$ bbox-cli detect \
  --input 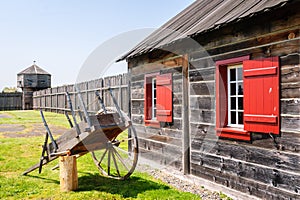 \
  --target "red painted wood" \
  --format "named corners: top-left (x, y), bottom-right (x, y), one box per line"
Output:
top-left (145, 120), bottom-right (160, 128)
top-left (244, 66), bottom-right (277, 77)
top-left (215, 64), bottom-right (228, 128)
top-left (156, 110), bottom-right (171, 116)
top-left (156, 73), bottom-right (173, 122)
top-left (144, 73), bottom-right (159, 124)
top-left (216, 128), bottom-right (251, 141)
top-left (216, 55), bottom-right (250, 140)
top-left (215, 55), bottom-right (250, 66)
top-left (244, 114), bottom-right (278, 123)
top-left (243, 57), bottom-right (280, 134)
